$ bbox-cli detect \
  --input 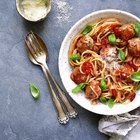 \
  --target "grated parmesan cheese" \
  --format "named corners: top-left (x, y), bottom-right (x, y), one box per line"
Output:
top-left (21, 0), bottom-right (47, 20)
top-left (102, 47), bottom-right (121, 72)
